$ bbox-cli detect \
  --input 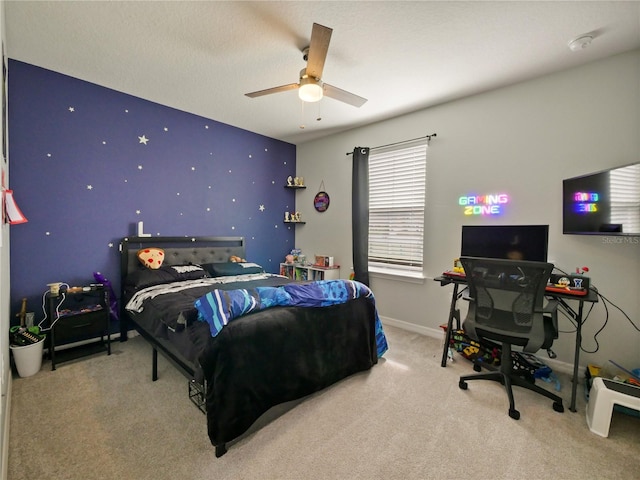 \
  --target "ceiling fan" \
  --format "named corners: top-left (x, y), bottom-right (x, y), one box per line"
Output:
top-left (245, 23), bottom-right (367, 108)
